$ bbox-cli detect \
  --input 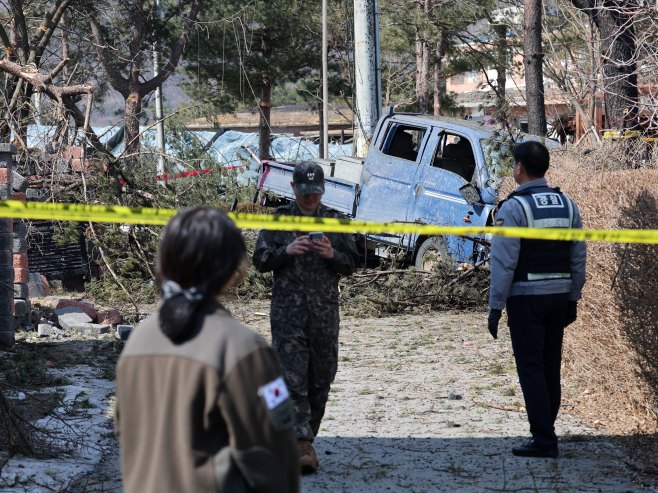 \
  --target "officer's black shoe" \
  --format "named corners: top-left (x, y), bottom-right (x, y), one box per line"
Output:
top-left (512, 440), bottom-right (559, 458)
